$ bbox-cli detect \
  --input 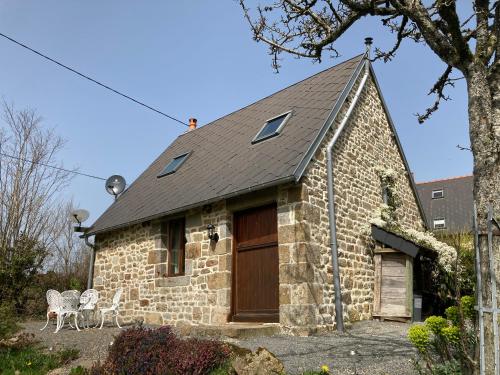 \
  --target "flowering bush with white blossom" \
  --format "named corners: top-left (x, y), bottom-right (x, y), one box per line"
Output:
top-left (371, 167), bottom-right (457, 272)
